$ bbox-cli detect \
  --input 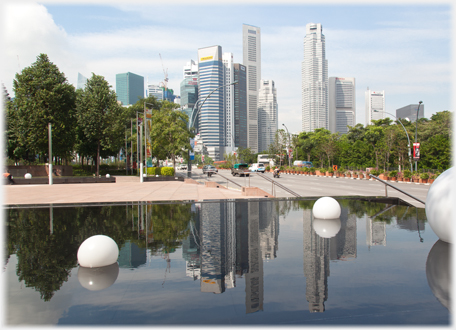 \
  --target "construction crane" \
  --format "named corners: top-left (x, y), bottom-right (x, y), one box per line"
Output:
top-left (159, 53), bottom-right (168, 92)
